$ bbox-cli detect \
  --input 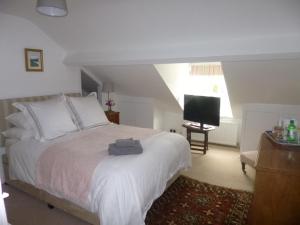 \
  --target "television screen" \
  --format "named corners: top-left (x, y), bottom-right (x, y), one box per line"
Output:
top-left (184, 95), bottom-right (220, 126)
